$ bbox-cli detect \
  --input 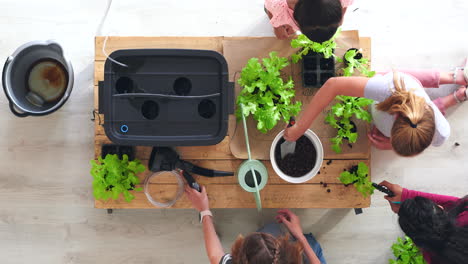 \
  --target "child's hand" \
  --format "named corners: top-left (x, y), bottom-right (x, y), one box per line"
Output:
top-left (379, 180), bottom-right (403, 214)
top-left (274, 25), bottom-right (294, 40)
top-left (367, 126), bottom-right (393, 150)
top-left (284, 124), bottom-right (302, 142)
